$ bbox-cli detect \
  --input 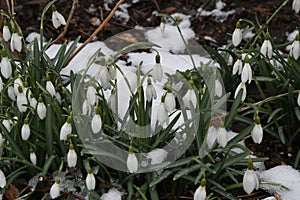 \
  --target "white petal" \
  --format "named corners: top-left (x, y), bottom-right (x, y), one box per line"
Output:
top-left (1, 57), bottom-right (12, 79)
top-left (297, 93), bottom-right (300, 107)
top-left (2, 119), bottom-right (11, 132)
top-left (67, 149), bottom-right (77, 167)
top-left (243, 169), bottom-right (259, 194)
top-left (293, 0), bottom-right (300, 13)
top-left (7, 86), bottom-right (16, 100)
top-left (46, 81), bottom-right (56, 97)
top-left (86, 173), bottom-right (96, 190)
top-left (50, 182), bottom-right (60, 199)
top-left (82, 99), bottom-right (91, 115)
top-left (0, 170), bottom-right (6, 188)
top-left (30, 152), bottom-right (37, 165)
top-left (183, 89), bottom-right (197, 109)
top-left (251, 124), bottom-right (263, 144)
top-left (215, 79), bottom-right (223, 97)
top-left (60, 122), bottom-right (72, 140)
top-left (0, 77), bottom-right (3, 93)
top-left (152, 63), bottom-right (163, 82)
top-left (14, 77), bottom-right (24, 95)
top-left (91, 114), bottom-right (102, 134)
top-left (17, 93), bottom-right (28, 113)
top-left (164, 93), bottom-right (176, 113)
top-left (21, 124), bottom-right (30, 140)
top-left (3, 26), bottom-right (11, 41)
top-left (234, 82), bottom-right (246, 101)
top-left (290, 40), bottom-right (300, 60)
top-left (10, 33), bottom-right (22, 52)
top-left (127, 153), bottom-right (138, 173)
top-left (241, 63), bottom-right (252, 84)
top-left (157, 103), bottom-right (169, 125)
top-left (232, 28), bottom-right (242, 47)
top-left (146, 84), bottom-right (157, 102)
top-left (86, 86), bottom-right (96, 106)
top-left (232, 59), bottom-right (242, 75)
top-left (52, 11), bottom-right (66, 29)
top-left (30, 97), bottom-right (38, 109)
top-left (37, 103), bottom-right (47, 120)
top-left (98, 66), bottom-right (111, 90)
top-left (194, 186), bottom-right (206, 200)
top-left (217, 127), bottom-right (228, 148)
